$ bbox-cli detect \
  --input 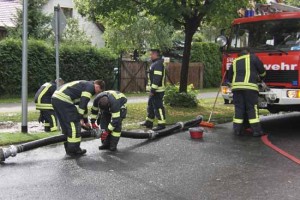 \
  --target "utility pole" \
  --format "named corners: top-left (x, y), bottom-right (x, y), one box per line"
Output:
top-left (21, 0), bottom-right (28, 133)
